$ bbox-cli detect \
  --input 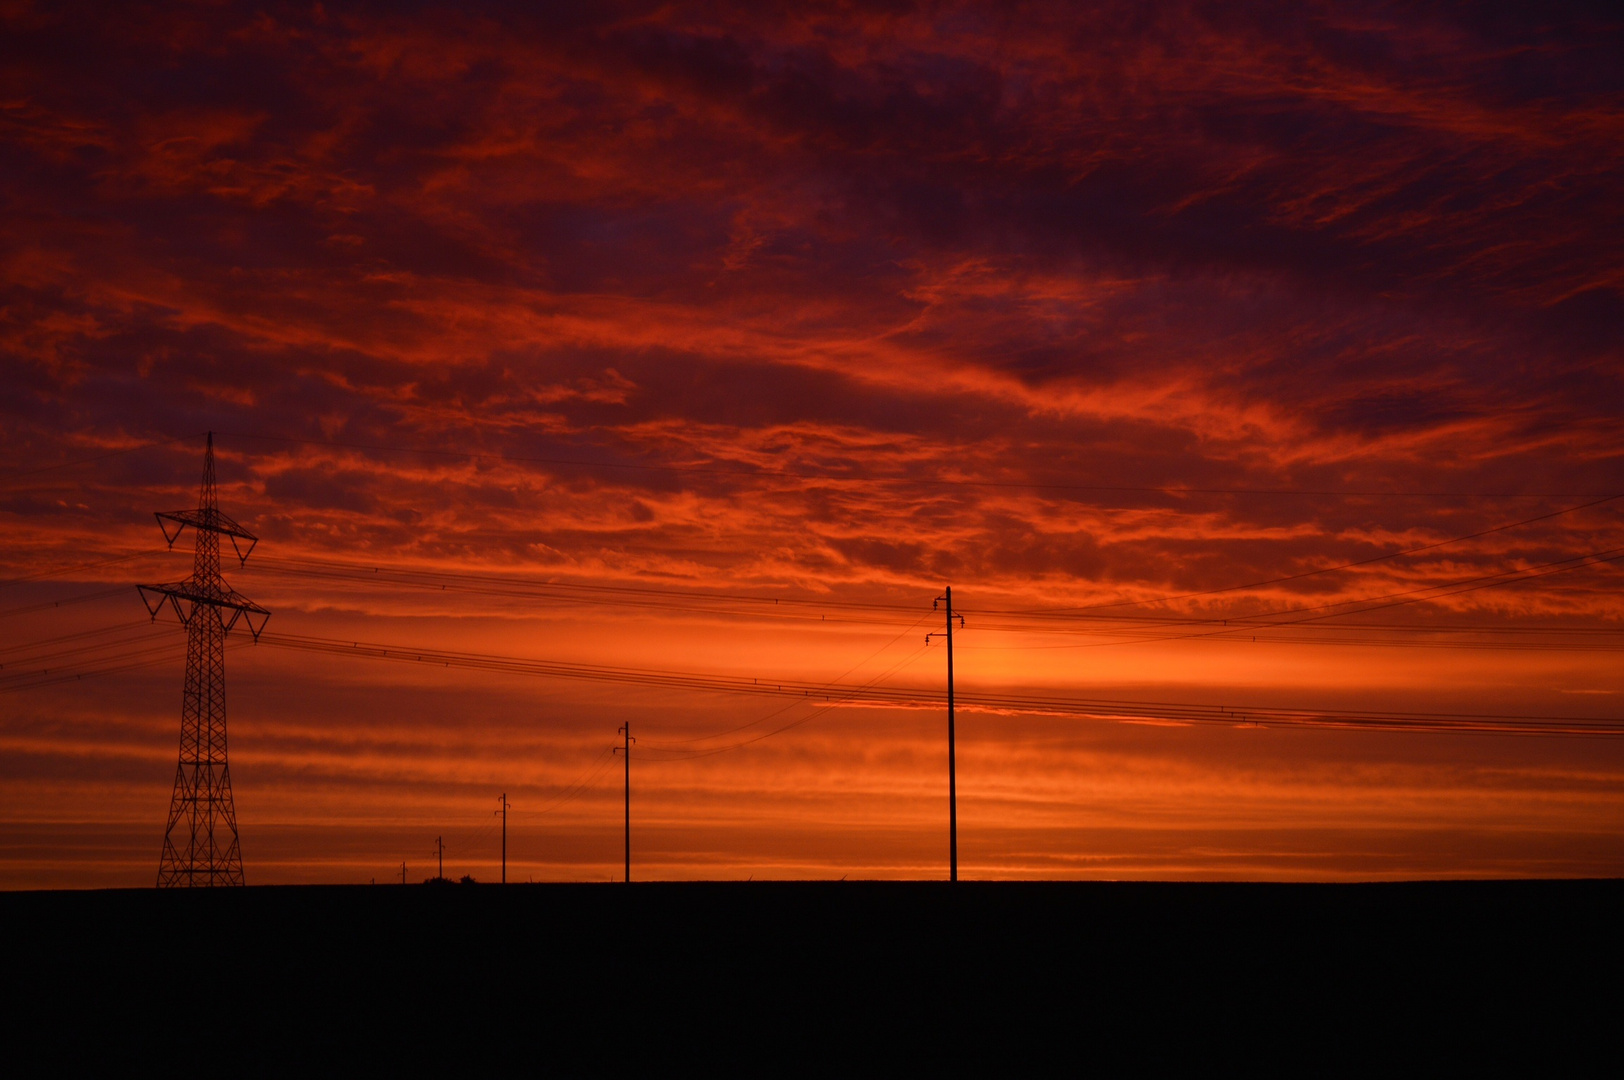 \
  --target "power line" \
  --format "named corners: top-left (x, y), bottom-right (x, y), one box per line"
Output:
top-left (0, 587), bottom-right (133, 620)
top-left (5, 565), bottom-right (1618, 698)
top-left (7, 547), bottom-right (1622, 697)
top-left (241, 630), bottom-right (1622, 738)
top-left (961, 631), bottom-right (1624, 652)
top-left (638, 642), bottom-right (935, 758)
top-left (0, 619), bottom-right (161, 661)
top-left (6, 620), bottom-right (1618, 737)
top-left (0, 552), bottom-right (156, 590)
top-left (653, 609), bottom-right (936, 745)
top-left (512, 745), bottom-right (622, 817)
top-left (0, 623), bottom-right (174, 668)
top-left (0, 639), bottom-right (189, 693)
